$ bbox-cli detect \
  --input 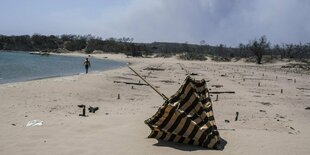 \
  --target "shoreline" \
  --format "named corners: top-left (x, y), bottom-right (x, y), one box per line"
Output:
top-left (0, 52), bottom-right (128, 85)
top-left (0, 63), bottom-right (127, 86)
